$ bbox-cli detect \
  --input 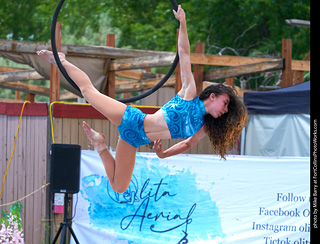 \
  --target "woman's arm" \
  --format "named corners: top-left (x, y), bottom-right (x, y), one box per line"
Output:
top-left (153, 127), bottom-right (207, 158)
top-left (173, 5), bottom-right (197, 100)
